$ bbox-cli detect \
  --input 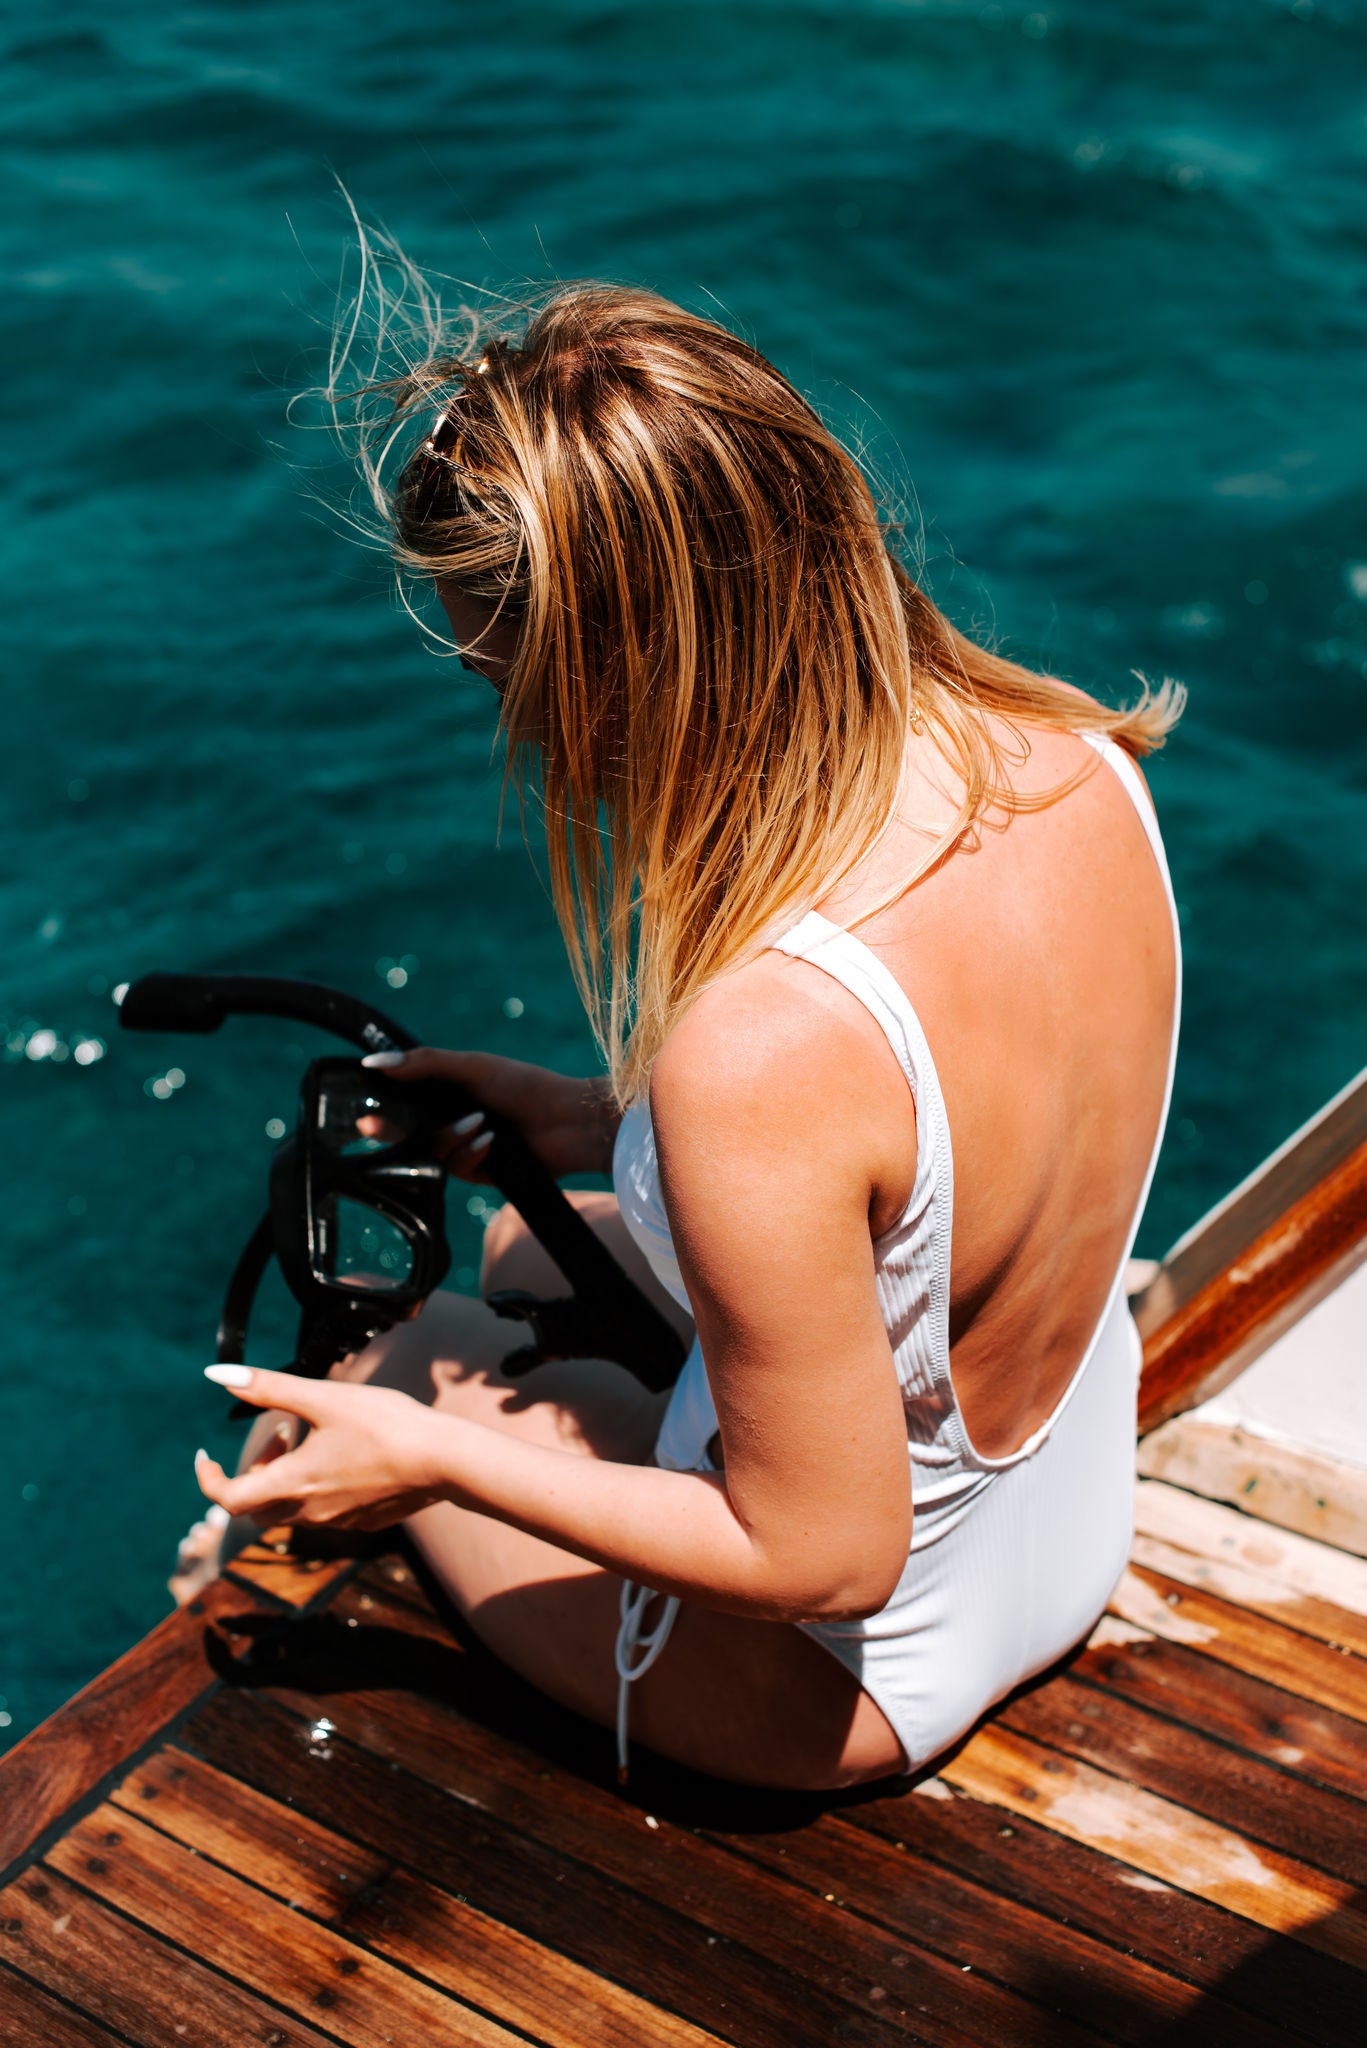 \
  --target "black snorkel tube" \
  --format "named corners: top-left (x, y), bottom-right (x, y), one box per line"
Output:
top-left (119, 972), bottom-right (688, 1394)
